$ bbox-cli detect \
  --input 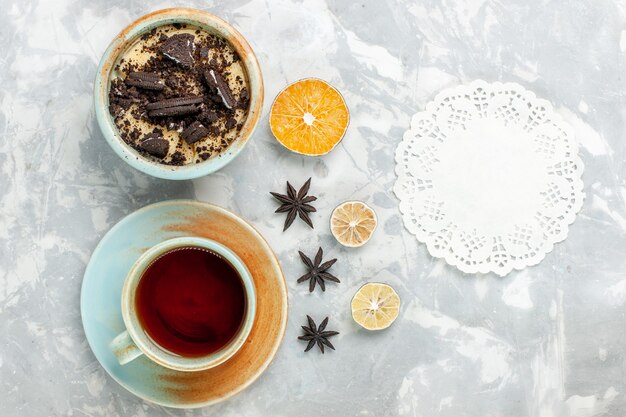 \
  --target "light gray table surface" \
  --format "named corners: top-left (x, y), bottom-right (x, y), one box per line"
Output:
top-left (1, 0), bottom-right (626, 416)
